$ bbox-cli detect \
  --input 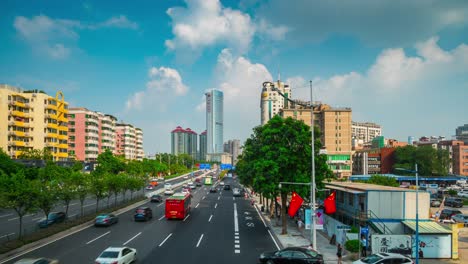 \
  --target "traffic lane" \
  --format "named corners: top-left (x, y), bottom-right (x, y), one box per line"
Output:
top-left (1, 184), bottom-right (203, 263)
top-left (141, 183), bottom-right (221, 264)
